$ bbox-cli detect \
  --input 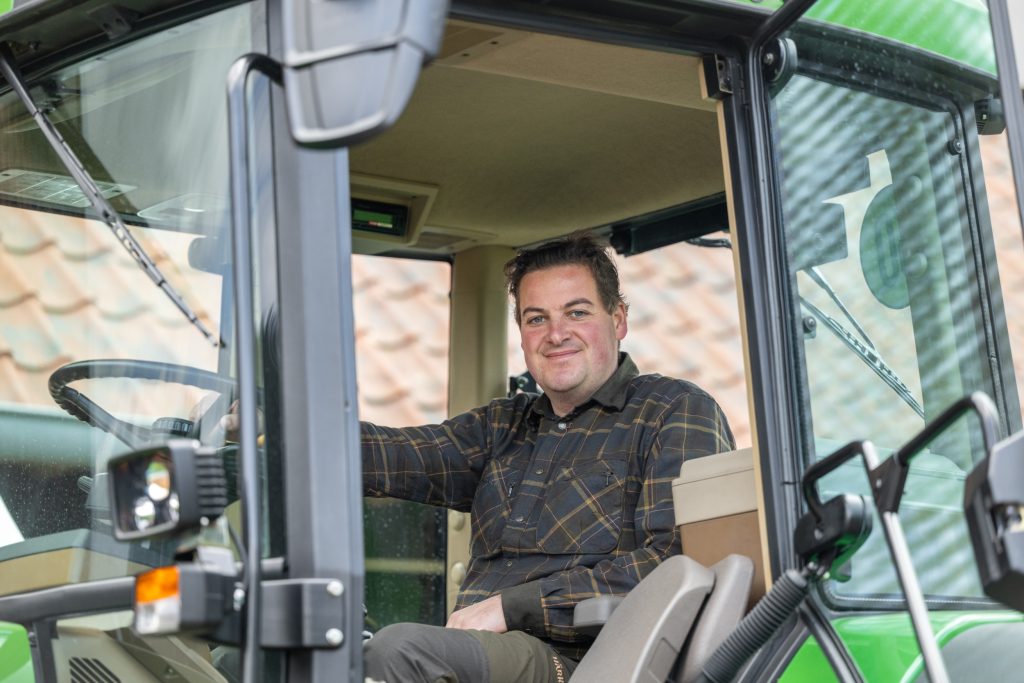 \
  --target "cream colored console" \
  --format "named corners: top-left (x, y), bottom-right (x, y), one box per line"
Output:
top-left (673, 448), bottom-right (764, 609)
